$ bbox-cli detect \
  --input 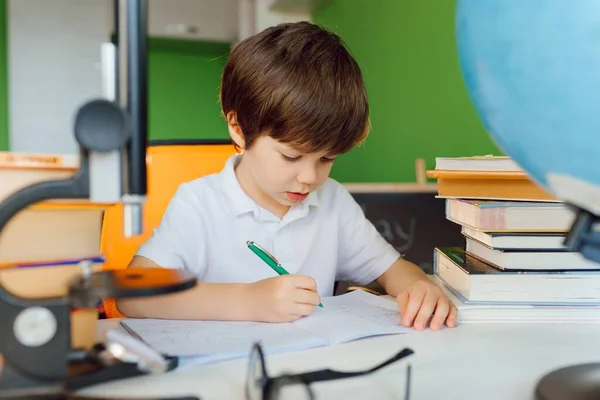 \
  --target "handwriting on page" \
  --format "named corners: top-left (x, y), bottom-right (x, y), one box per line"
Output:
top-left (122, 319), bottom-right (326, 357)
top-left (294, 291), bottom-right (412, 344)
top-left (333, 303), bottom-right (401, 328)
